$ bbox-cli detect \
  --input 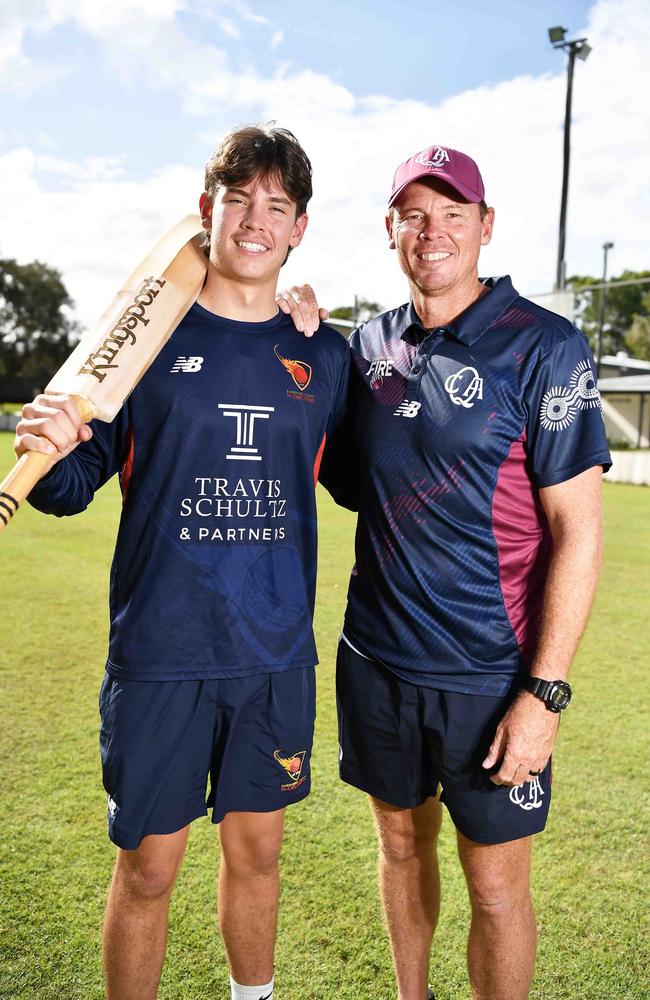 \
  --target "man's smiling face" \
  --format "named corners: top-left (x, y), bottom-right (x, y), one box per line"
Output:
top-left (200, 172), bottom-right (308, 288)
top-left (387, 179), bottom-right (494, 300)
